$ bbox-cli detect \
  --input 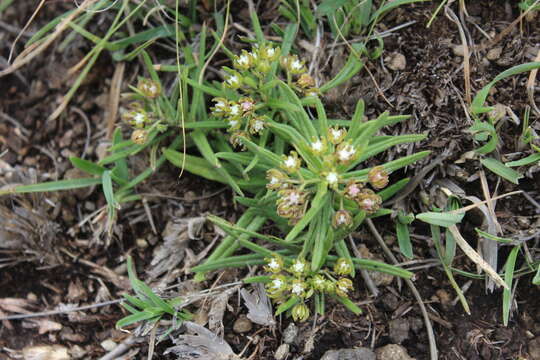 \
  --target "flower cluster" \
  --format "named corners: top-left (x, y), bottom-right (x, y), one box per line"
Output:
top-left (265, 128), bottom-right (389, 225)
top-left (121, 78), bottom-right (162, 145)
top-left (264, 255), bottom-right (355, 322)
top-left (210, 44), bottom-right (320, 149)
